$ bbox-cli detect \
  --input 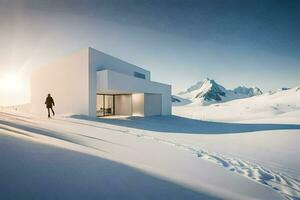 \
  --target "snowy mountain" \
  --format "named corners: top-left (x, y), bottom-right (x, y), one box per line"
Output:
top-left (233, 86), bottom-right (263, 96)
top-left (178, 78), bottom-right (226, 101)
top-left (174, 85), bottom-right (300, 123)
top-left (177, 78), bottom-right (261, 104)
top-left (171, 95), bottom-right (192, 106)
top-left (171, 95), bottom-right (181, 103)
top-left (268, 87), bottom-right (291, 95)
